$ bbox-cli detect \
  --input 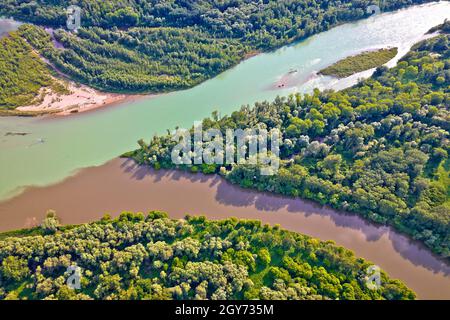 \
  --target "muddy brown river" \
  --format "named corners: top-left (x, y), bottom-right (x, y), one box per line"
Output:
top-left (0, 158), bottom-right (449, 299)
